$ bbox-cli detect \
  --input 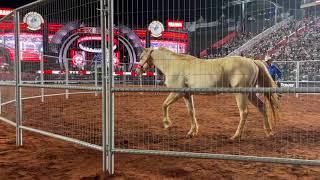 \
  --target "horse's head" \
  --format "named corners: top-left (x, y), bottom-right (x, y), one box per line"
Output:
top-left (136, 48), bottom-right (154, 75)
